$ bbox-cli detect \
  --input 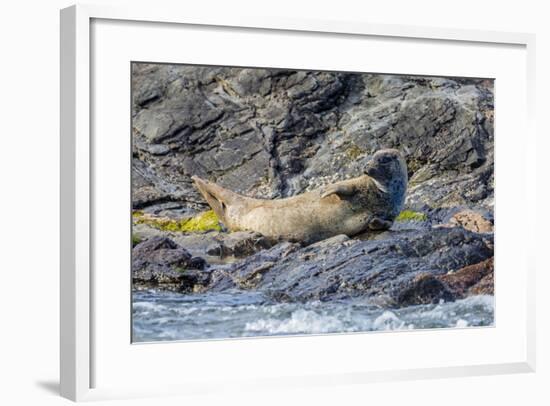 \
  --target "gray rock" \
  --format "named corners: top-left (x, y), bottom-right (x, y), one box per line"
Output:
top-left (132, 236), bottom-right (209, 292)
top-left (132, 224), bottom-right (275, 263)
top-left (131, 64), bottom-right (494, 214)
top-left (204, 226), bottom-right (493, 305)
top-left (206, 231), bottom-right (275, 258)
